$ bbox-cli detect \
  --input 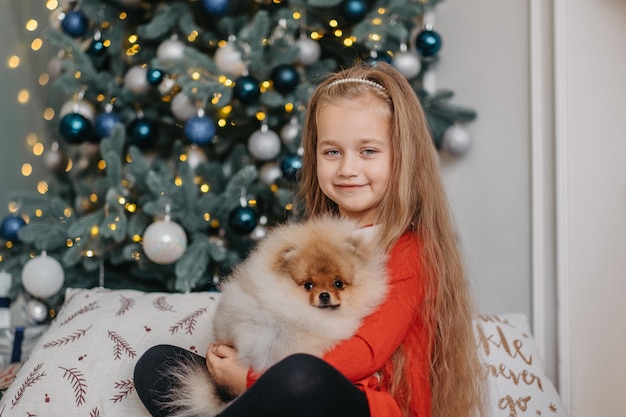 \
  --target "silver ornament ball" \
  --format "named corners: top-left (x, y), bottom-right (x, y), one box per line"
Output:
top-left (21, 253), bottom-right (65, 299)
top-left (185, 145), bottom-right (208, 169)
top-left (280, 120), bottom-right (301, 147)
top-left (214, 43), bottom-right (246, 77)
top-left (259, 162), bottom-right (283, 185)
top-left (297, 38), bottom-right (321, 66)
top-left (392, 51), bottom-right (422, 80)
top-left (23, 299), bottom-right (49, 325)
top-left (443, 124), bottom-right (472, 156)
top-left (156, 38), bottom-right (186, 61)
top-left (143, 219), bottom-right (188, 264)
top-left (59, 98), bottom-right (96, 122)
top-left (171, 93), bottom-right (198, 121)
top-left (248, 128), bottom-right (281, 161)
top-left (124, 65), bottom-right (151, 94)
